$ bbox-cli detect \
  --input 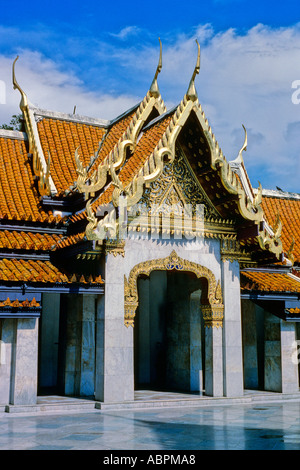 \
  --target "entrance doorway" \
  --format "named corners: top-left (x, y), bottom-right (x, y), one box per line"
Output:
top-left (38, 293), bottom-right (63, 395)
top-left (134, 270), bottom-right (205, 394)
